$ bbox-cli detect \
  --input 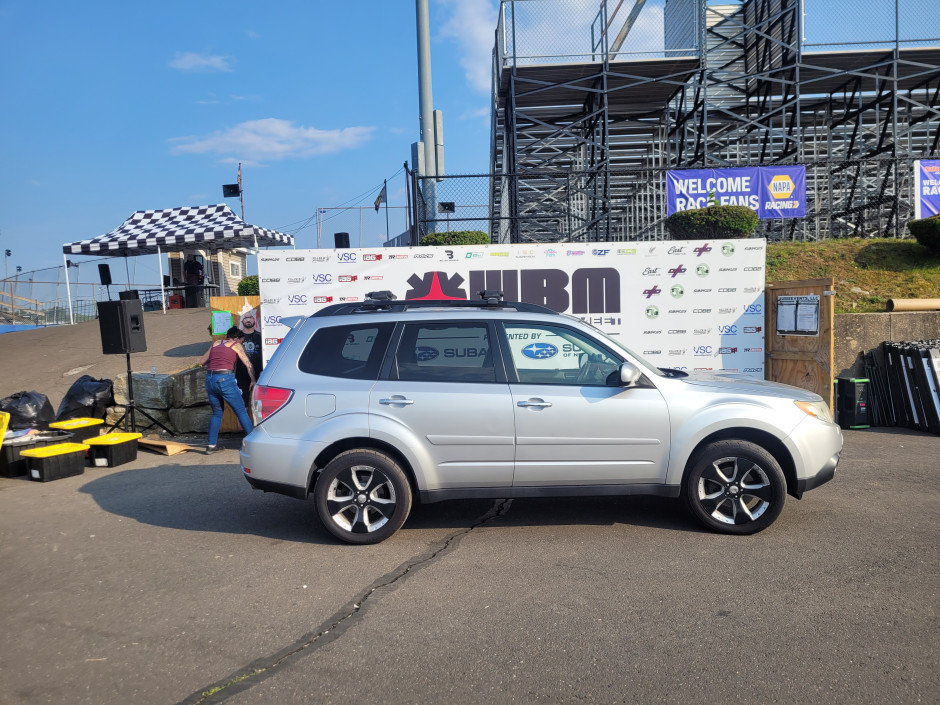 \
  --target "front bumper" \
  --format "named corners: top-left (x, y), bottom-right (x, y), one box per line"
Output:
top-left (794, 450), bottom-right (839, 498)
